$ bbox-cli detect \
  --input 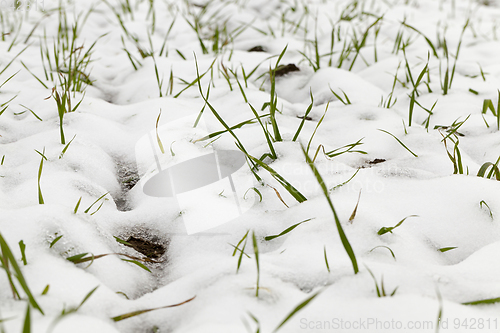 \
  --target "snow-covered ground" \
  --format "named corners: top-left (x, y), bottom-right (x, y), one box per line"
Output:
top-left (1, 0), bottom-right (500, 332)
